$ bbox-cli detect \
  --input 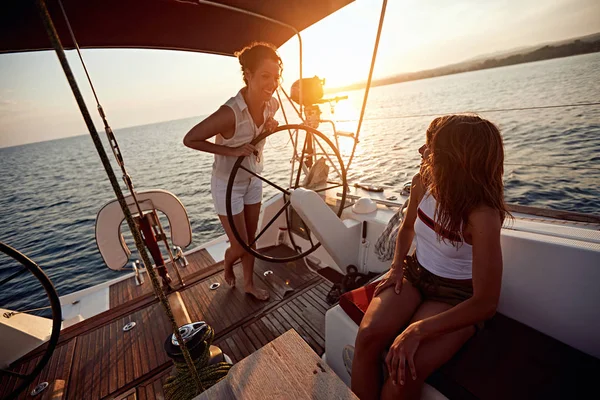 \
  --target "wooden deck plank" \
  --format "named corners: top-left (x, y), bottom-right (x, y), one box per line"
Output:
top-left (147, 304), bottom-right (164, 373)
top-left (264, 312), bottom-right (287, 336)
top-left (100, 324), bottom-right (110, 398)
top-left (197, 275), bottom-right (235, 329)
top-left (228, 330), bottom-right (252, 362)
top-left (187, 277), bottom-right (220, 327)
top-left (212, 265), bottom-right (250, 324)
top-left (304, 288), bottom-right (330, 314)
top-left (181, 269), bottom-right (276, 335)
top-left (313, 281), bottom-right (332, 299)
top-left (152, 375), bottom-right (166, 400)
top-left (4, 339), bottom-right (77, 400)
top-left (117, 316), bottom-right (126, 389)
top-left (248, 322), bottom-right (271, 348)
top-left (143, 304), bottom-right (159, 373)
top-left (254, 318), bottom-right (278, 343)
top-left (224, 337), bottom-right (244, 363)
top-left (108, 315), bottom-right (118, 394)
top-left (109, 249), bottom-right (217, 308)
top-left (134, 367), bottom-right (170, 400)
top-left (19, 357), bottom-right (37, 400)
top-left (125, 315), bottom-right (136, 389)
top-left (136, 309), bottom-right (150, 377)
top-left (285, 300), bottom-right (326, 344)
top-left (278, 304), bottom-right (324, 354)
top-left (252, 247), bottom-right (317, 298)
top-left (288, 296), bottom-right (326, 335)
top-left (7, 358), bottom-right (29, 399)
top-left (243, 323), bottom-right (263, 350)
top-left (91, 326), bottom-right (103, 400)
top-left (68, 303), bottom-right (172, 399)
top-left (73, 322), bottom-right (90, 398)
